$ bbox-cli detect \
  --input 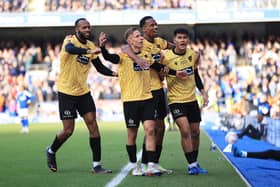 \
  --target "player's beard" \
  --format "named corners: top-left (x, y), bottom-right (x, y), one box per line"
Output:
top-left (77, 31), bottom-right (89, 43)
